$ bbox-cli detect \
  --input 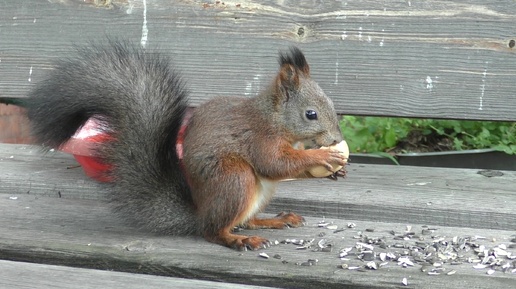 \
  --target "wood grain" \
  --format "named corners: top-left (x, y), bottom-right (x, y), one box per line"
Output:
top-left (1, 143), bottom-right (515, 288)
top-left (0, 0), bottom-right (515, 120)
top-left (2, 144), bottom-right (514, 230)
top-left (1, 0), bottom-right (516, 286)
top-left (0, 260), bottom-right (273, 289)
top-left (1, 196), bottom-right (514, 289)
